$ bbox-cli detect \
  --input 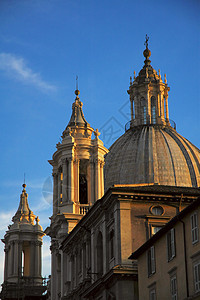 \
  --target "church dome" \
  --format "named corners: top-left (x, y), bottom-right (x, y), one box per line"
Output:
top-left (104, 125), bottom-right (200, 189)
top-left (104, 37), bottom-right (200, 190)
